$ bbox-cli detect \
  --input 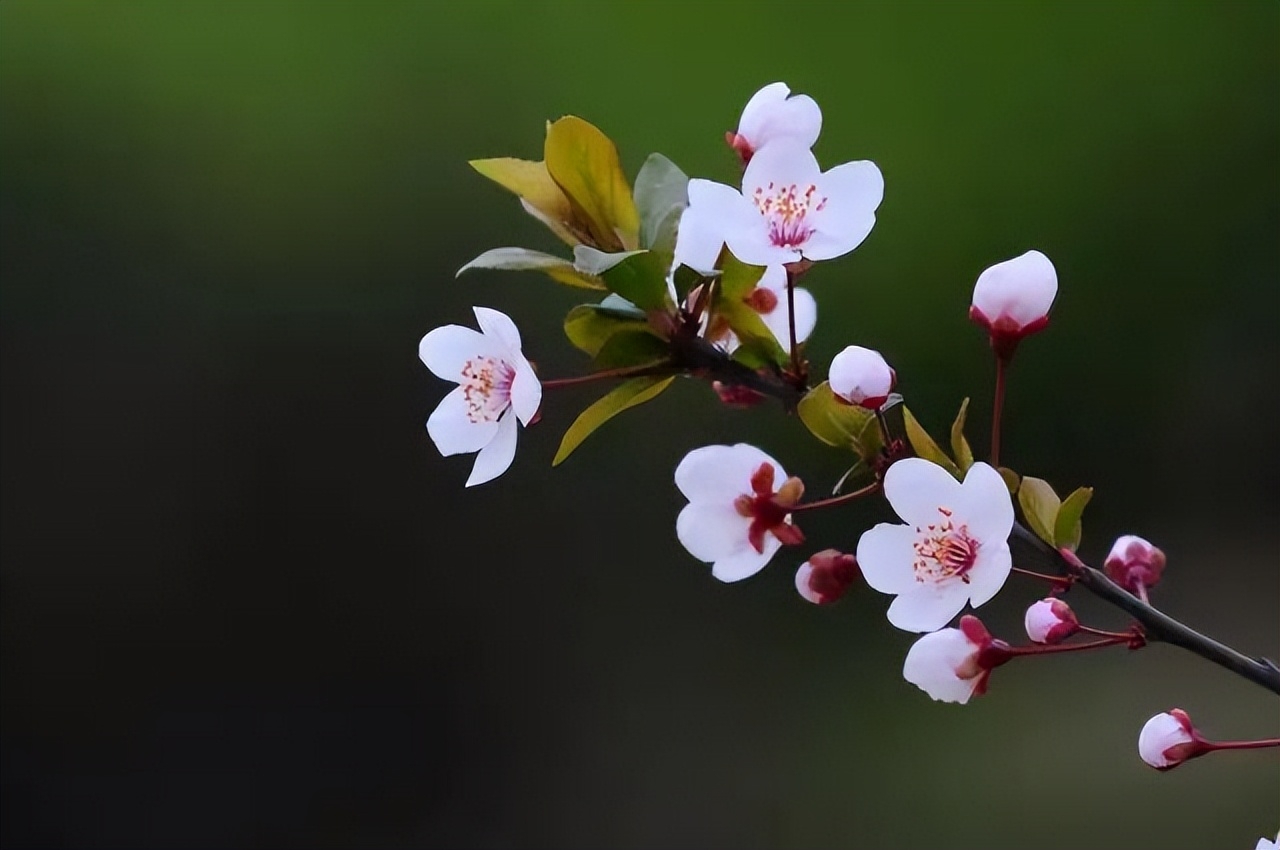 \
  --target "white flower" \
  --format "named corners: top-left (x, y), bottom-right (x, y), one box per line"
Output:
top-left (418, 307), bottom-right (541, 487)
top-left (1104, 534), bottom-right (1166, 594)
top-left (857, 459), bottom-right (1014, 632)
top-left (902, 615), bottom-right (1000, 704)
top-left (795, 549), bottom-right (860, 605)
top-left (1138, 710), bottom-right (1199, 770)
top-left (714, 265), bottom-right (817, 354)
top-left (726, 82), bottom-right (822, 164)
top-left (675, 443), bottom-right (805, 582)
top-left (683, 142), bottom-right (883, 269)
top-left (969, 250), bottom-right (1058, 346)
top-left (1254, 831), bottom-right (1279, 850)
top-left (1024, 598), bottom-right (1079, 644)
top-left (828, 345), bottom-right (895, 409)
